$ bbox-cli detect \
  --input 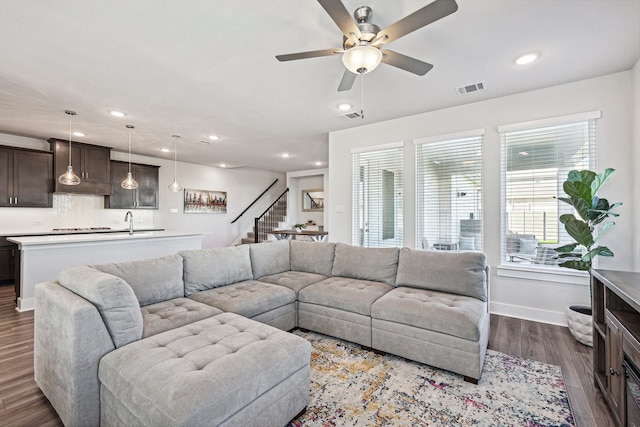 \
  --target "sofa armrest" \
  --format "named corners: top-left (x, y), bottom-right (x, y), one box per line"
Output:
top-left (35, 281), bottom-right (115, 427)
